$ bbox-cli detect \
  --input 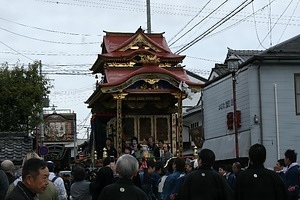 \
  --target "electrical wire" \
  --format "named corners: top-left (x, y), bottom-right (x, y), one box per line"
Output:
top-left (169, 0), bottom-right (228, 47)
top-left (0, 41), bottom-right (35, 62)
top-left (186, 55), bottom-right (221, 63)
top-left (0, 17), bottom-right (102, 37)
top-left (175, 0), bottom-right (254, 54)
top-left (0, 50), bottom-right (98, 57)
top-left (0, 27), bottom-right (100, 45)
top-left (257, 0), bottom-right (294, 49)
top-left (204, 0), bottom-right (276, 45)
top-left (168, 0), bottom-right (212, 44)
top-left (252, 1), bottom-right (268, 49)
top-left (277, 0), bottom-right (300, 43)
